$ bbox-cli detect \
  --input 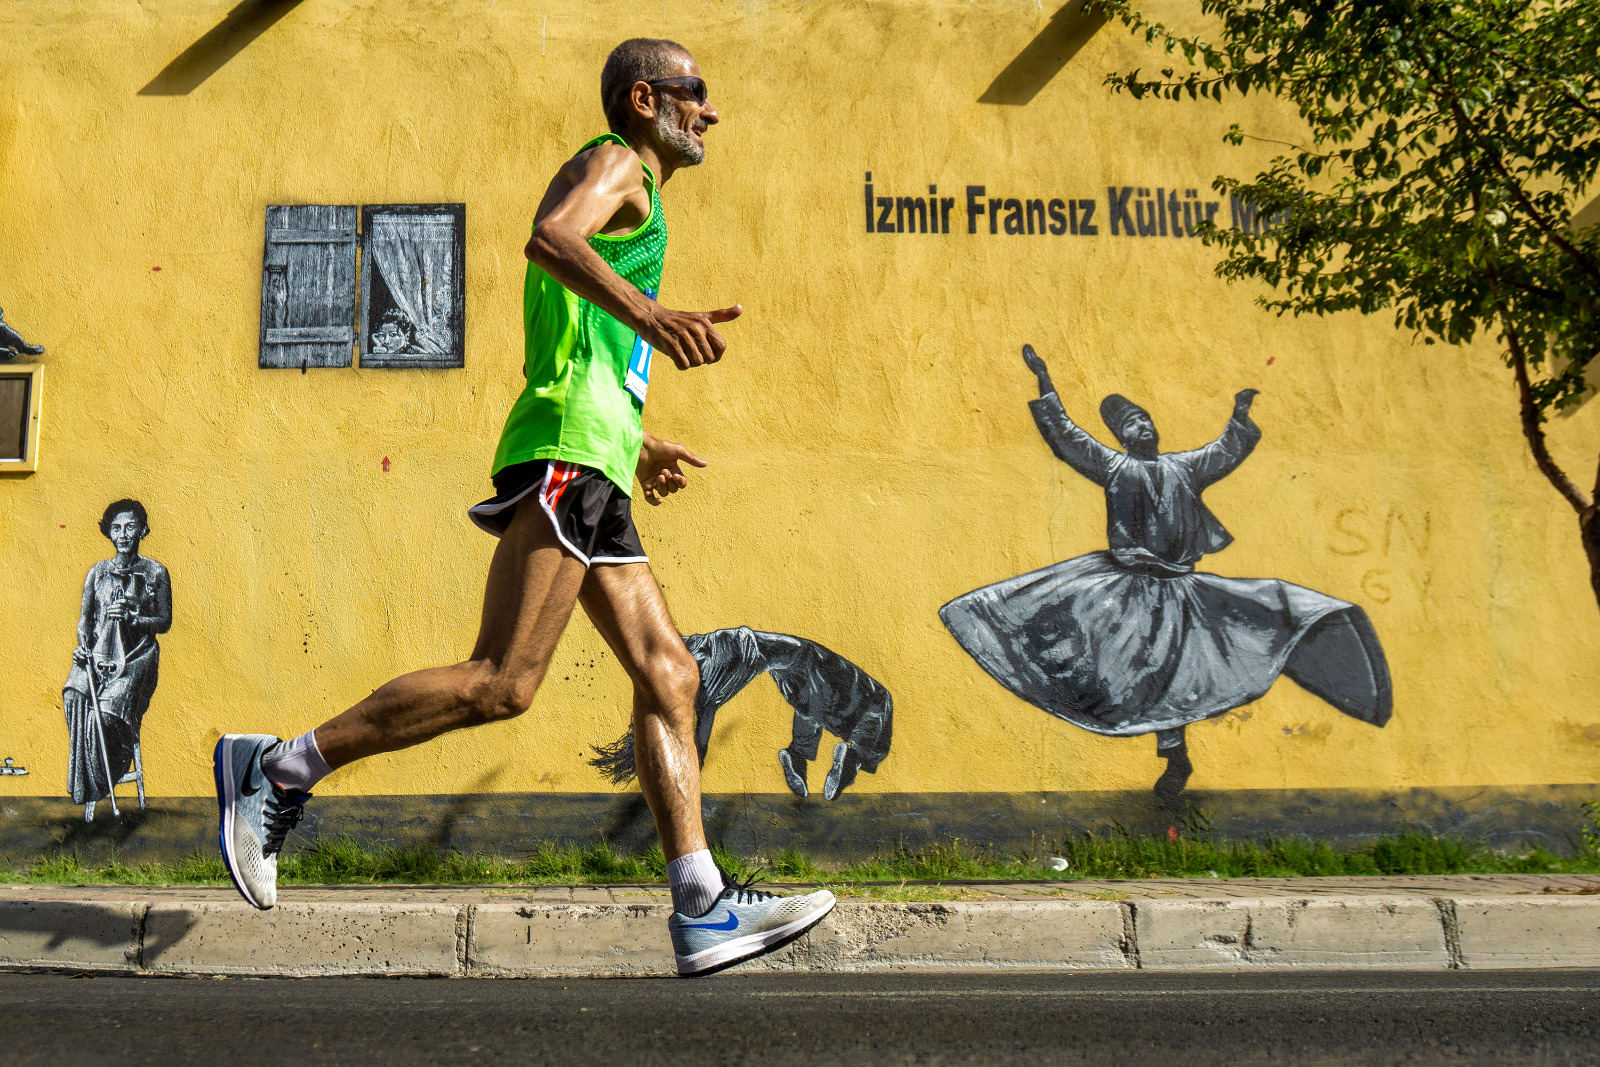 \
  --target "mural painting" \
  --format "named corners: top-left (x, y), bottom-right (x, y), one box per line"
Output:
top-left (61, 500), bottom-right (171, 820)
top-left (259, 203), bottom-right (465, 371)
top-left (940, 346), bottom-right (1392, 800)
top-left (3, 4), bottom-right (1596, 872)
top-left (0, 306), bottom-right (44, 361)
top-left (259, 205), bottom-right (359, 370)
top-left (592, 627), bottom-right (893, 800)
top-left (359, 203), bottom-right (467, 368)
